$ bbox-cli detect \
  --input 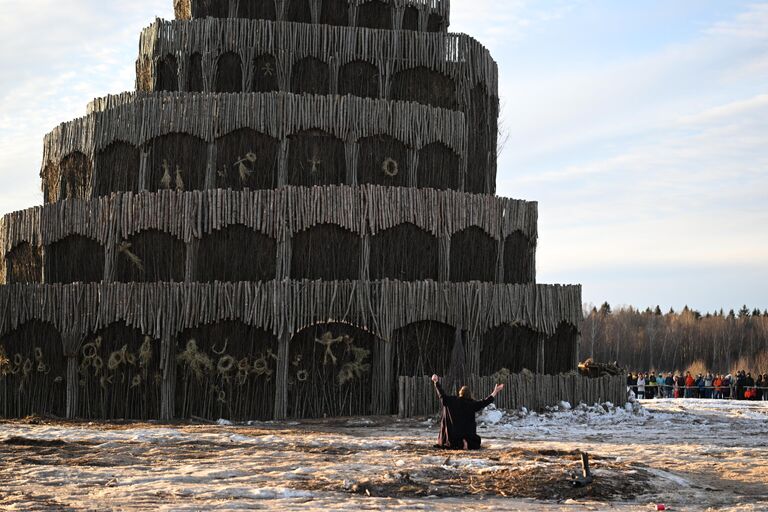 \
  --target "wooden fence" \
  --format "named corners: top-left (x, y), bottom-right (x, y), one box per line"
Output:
top-left (398, 373), bottom-right (627, 418)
